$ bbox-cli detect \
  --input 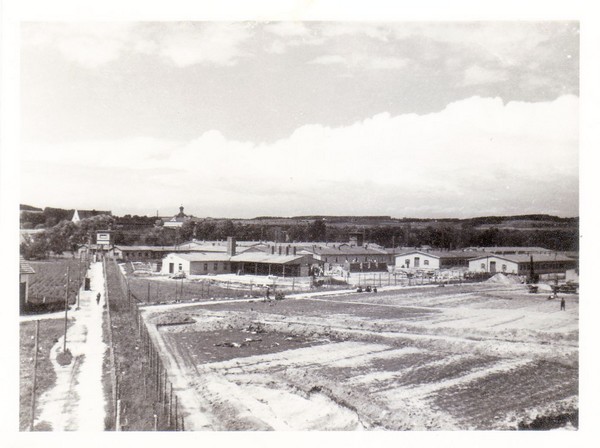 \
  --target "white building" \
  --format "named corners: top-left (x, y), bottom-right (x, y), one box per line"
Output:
top-left (161, 253), bottom-right (231, 276)
top-left (468, 253), bottom-right (576, 275)
top-left (395, 251), bottom-right (441, 269)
